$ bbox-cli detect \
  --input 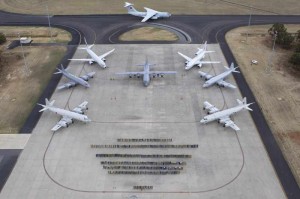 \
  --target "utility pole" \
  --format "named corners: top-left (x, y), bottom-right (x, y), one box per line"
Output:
top-left (266, 31), bottom-right (277, 74)
top-left (45, 4), bottom-right (53, 42)
top-left (18, 33), bottom-right (31, 76)
top-left (246, 5), bottom-right (252, 44)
